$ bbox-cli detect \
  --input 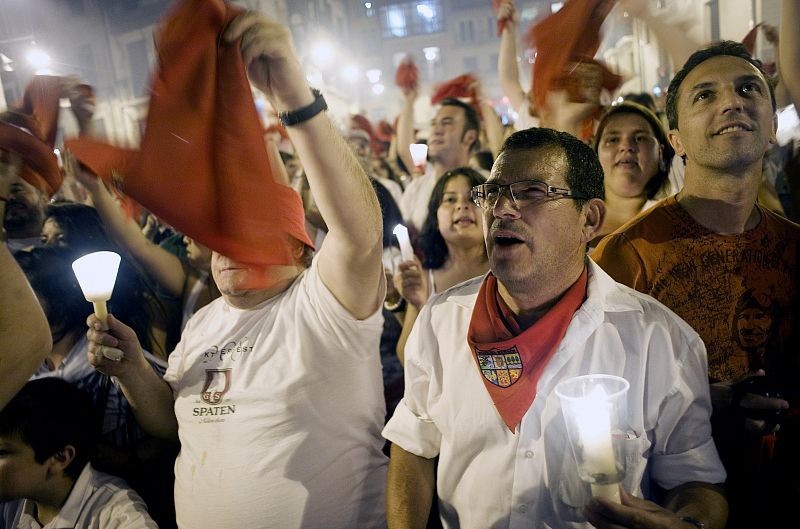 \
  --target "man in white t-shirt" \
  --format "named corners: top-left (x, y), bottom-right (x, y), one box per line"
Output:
top-left (85, 9), bottom-right (388, 529)
top-left (397, 96), bottom-right (481, 231)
